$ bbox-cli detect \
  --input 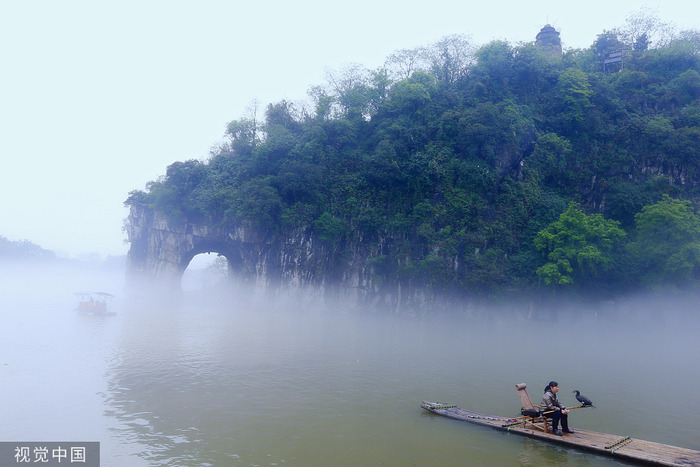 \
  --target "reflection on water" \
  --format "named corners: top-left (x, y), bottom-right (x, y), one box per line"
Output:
top-left (2, 263), bottom-right (699, 466)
